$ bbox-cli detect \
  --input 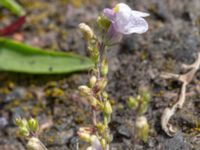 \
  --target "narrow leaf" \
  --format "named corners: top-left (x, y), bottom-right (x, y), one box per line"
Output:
top-left (0, 0), bottom-right (25, 16)
top-left (0, 38), bottom-right (94, 74)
